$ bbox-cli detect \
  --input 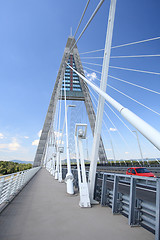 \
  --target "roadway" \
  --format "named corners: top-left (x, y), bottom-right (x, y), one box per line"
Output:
top-left (94, 166), bottom-right (157, 204)
top-left (105, 180), bottom-right (156, 203)
top-left (96, 166), bottom-right (160, 177)
top-left (0, 168), bottom-right (154, 240)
